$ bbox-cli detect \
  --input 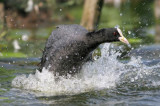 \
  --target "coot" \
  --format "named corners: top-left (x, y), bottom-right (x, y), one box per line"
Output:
top-left (39, 24), bottom-right (129, 76)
